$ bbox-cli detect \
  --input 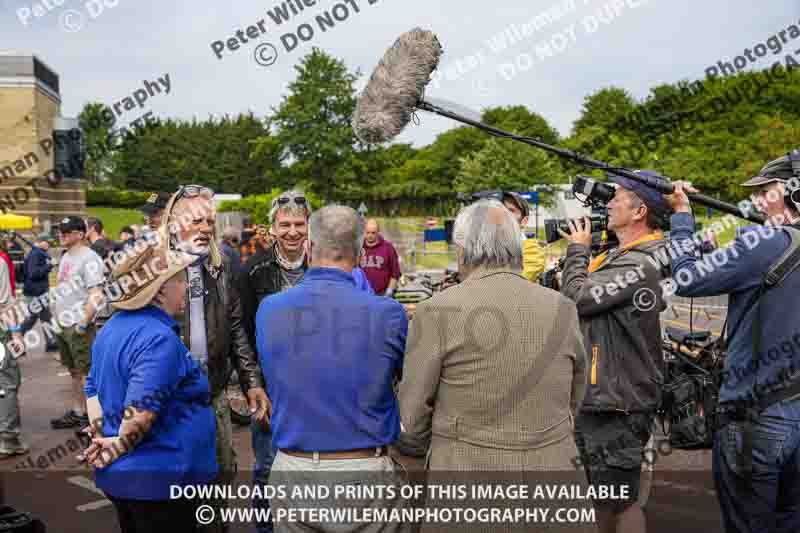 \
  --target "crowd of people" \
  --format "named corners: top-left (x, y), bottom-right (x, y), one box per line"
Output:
top-left (0, 150), bottom-right (798, 533)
